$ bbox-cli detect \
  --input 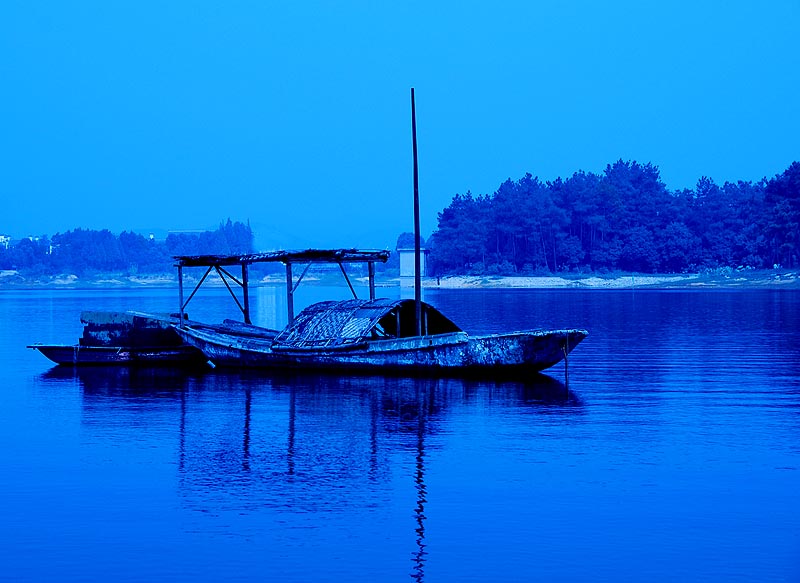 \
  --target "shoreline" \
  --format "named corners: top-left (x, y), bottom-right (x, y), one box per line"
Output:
top-left (1, 269), bottom-right (798, 290)
top-left (422, 271), bottom-right (799, 289)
